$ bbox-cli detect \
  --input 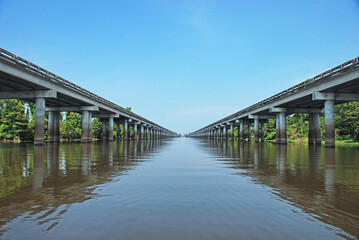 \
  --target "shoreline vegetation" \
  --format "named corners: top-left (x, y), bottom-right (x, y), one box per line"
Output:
top-left (3, 138), bottom-right (359, 145)
top-left (1, 99), bottom-right (359, 144)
